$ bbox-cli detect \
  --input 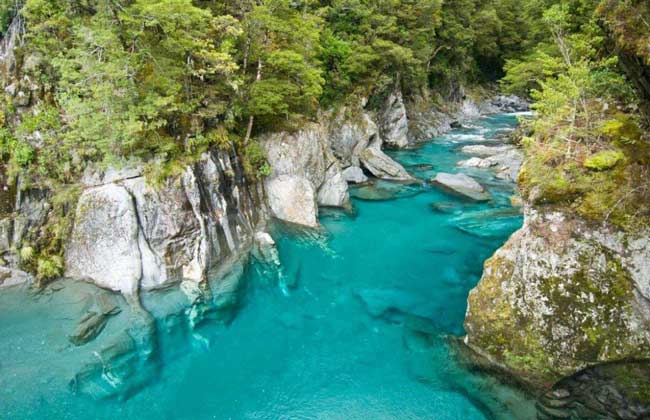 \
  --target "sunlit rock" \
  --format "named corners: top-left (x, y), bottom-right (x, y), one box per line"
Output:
top-left (431, 173), bottom-right (490, 202)
top-left (265, 175), bottom-right (318, 228)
